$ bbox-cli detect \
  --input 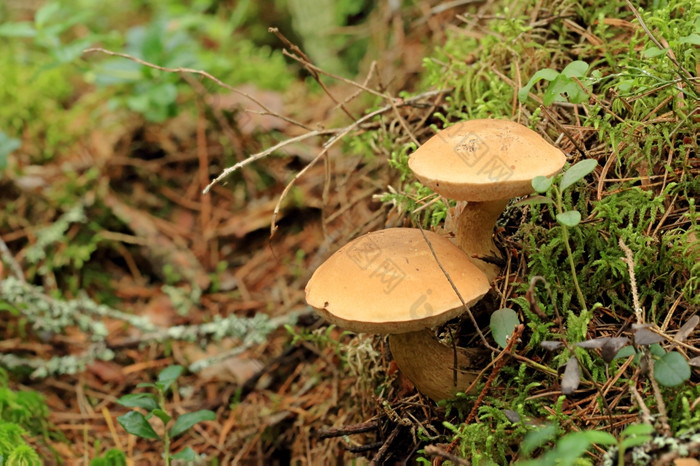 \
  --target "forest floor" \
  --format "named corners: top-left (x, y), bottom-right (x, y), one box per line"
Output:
top-left (0, 0), bottom-right (698, 464)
